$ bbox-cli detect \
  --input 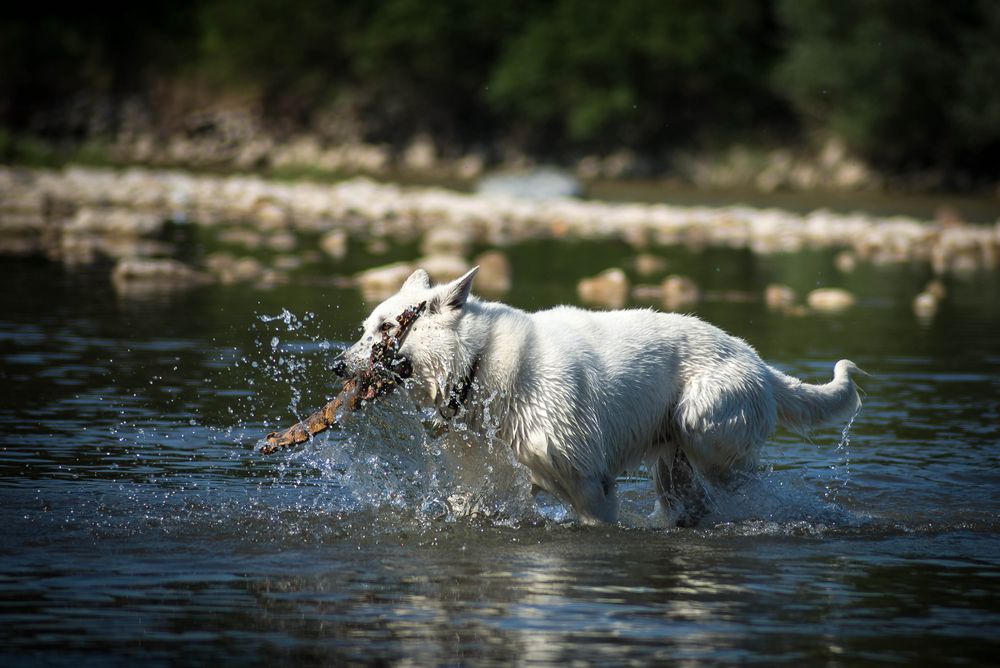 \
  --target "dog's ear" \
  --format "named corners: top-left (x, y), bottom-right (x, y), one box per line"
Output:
top-left (438, 266), bottom-right (479, 312)
top-left (402, 268), bottom-right (431, 291)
